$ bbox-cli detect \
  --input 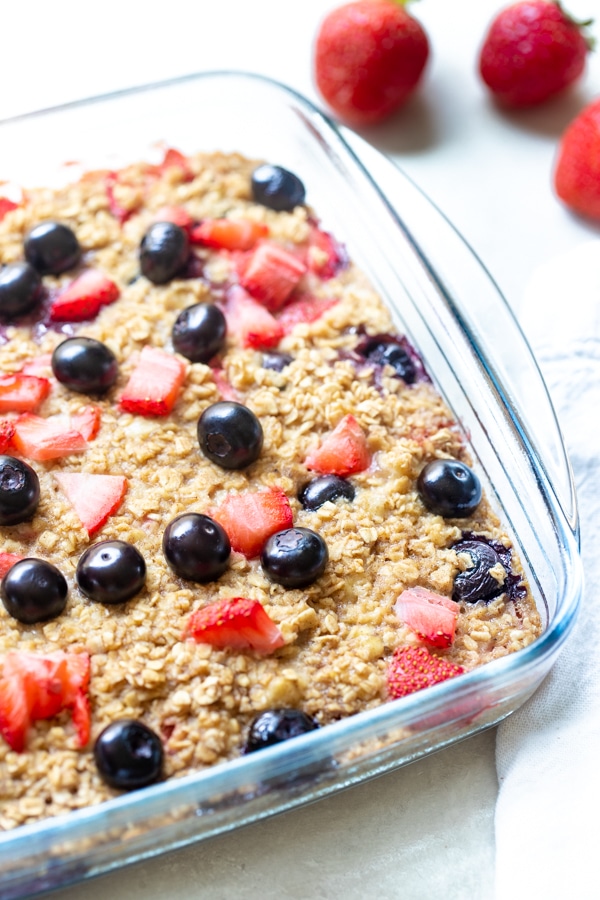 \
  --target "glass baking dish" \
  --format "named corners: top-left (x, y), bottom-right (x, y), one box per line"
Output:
top-left (0, 71), bottom-right (582, 898)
